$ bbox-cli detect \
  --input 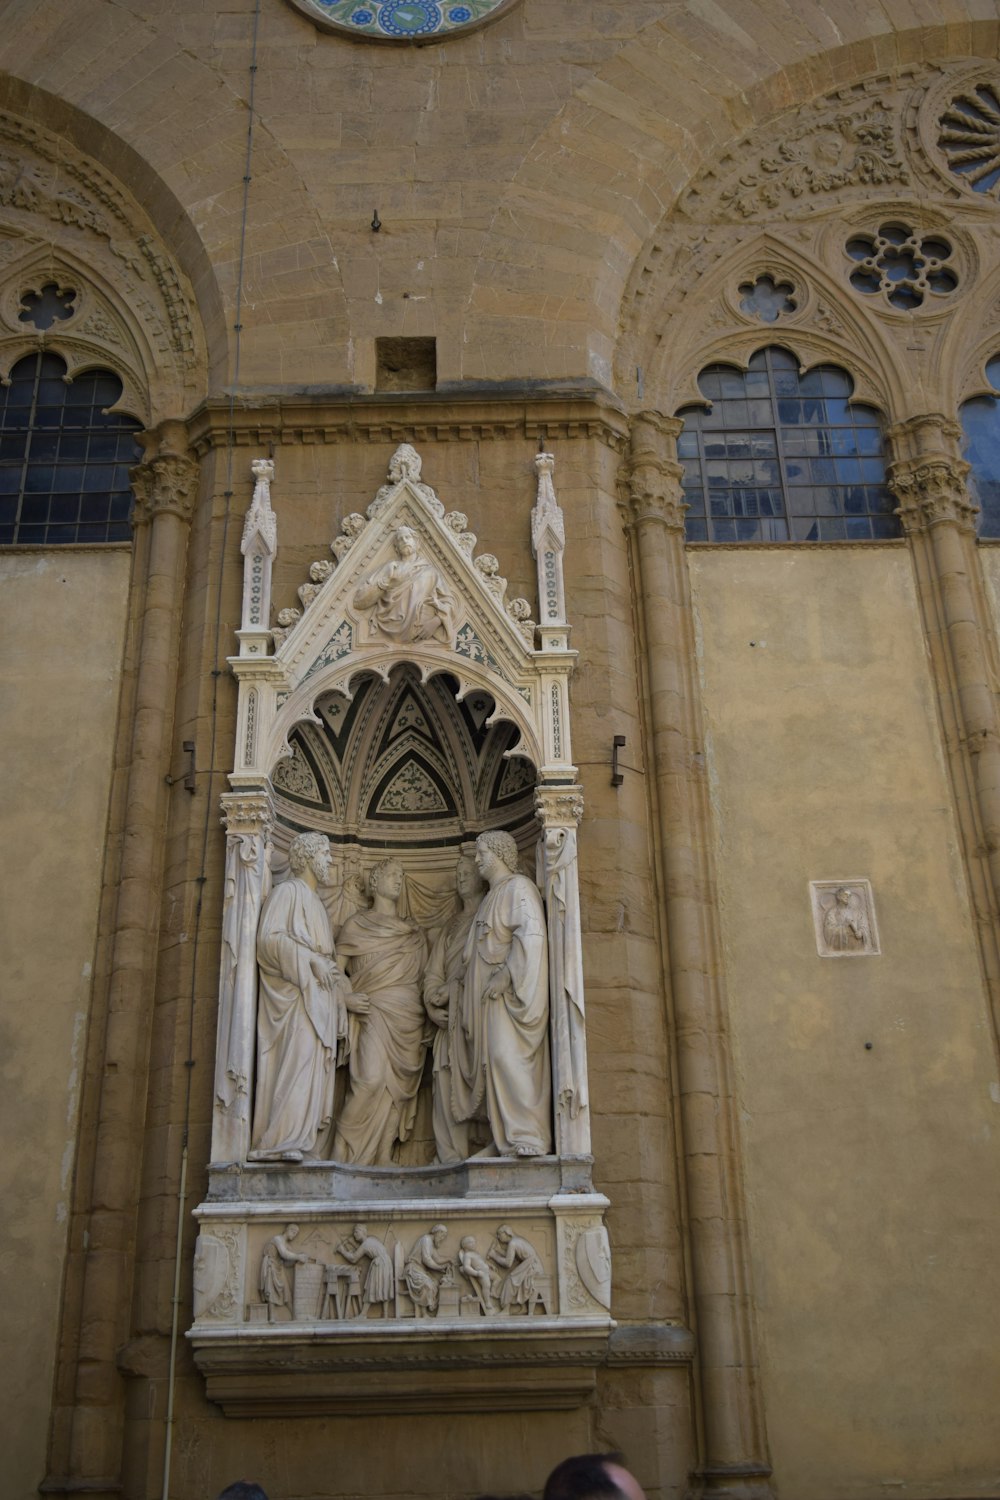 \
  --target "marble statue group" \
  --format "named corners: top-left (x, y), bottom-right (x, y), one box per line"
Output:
top-left (249, 828), bottom-right (553, 1167)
